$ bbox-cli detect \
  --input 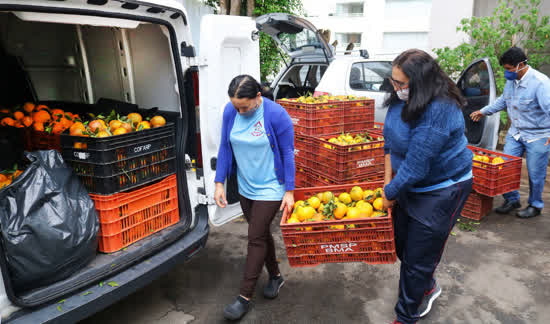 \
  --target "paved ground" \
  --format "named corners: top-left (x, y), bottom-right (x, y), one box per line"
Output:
top-left (82, 165), bottom-right (550, 324)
